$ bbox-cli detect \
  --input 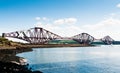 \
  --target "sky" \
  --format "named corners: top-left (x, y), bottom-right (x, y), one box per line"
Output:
top-left (0, 0), bottom-right (120, 41)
